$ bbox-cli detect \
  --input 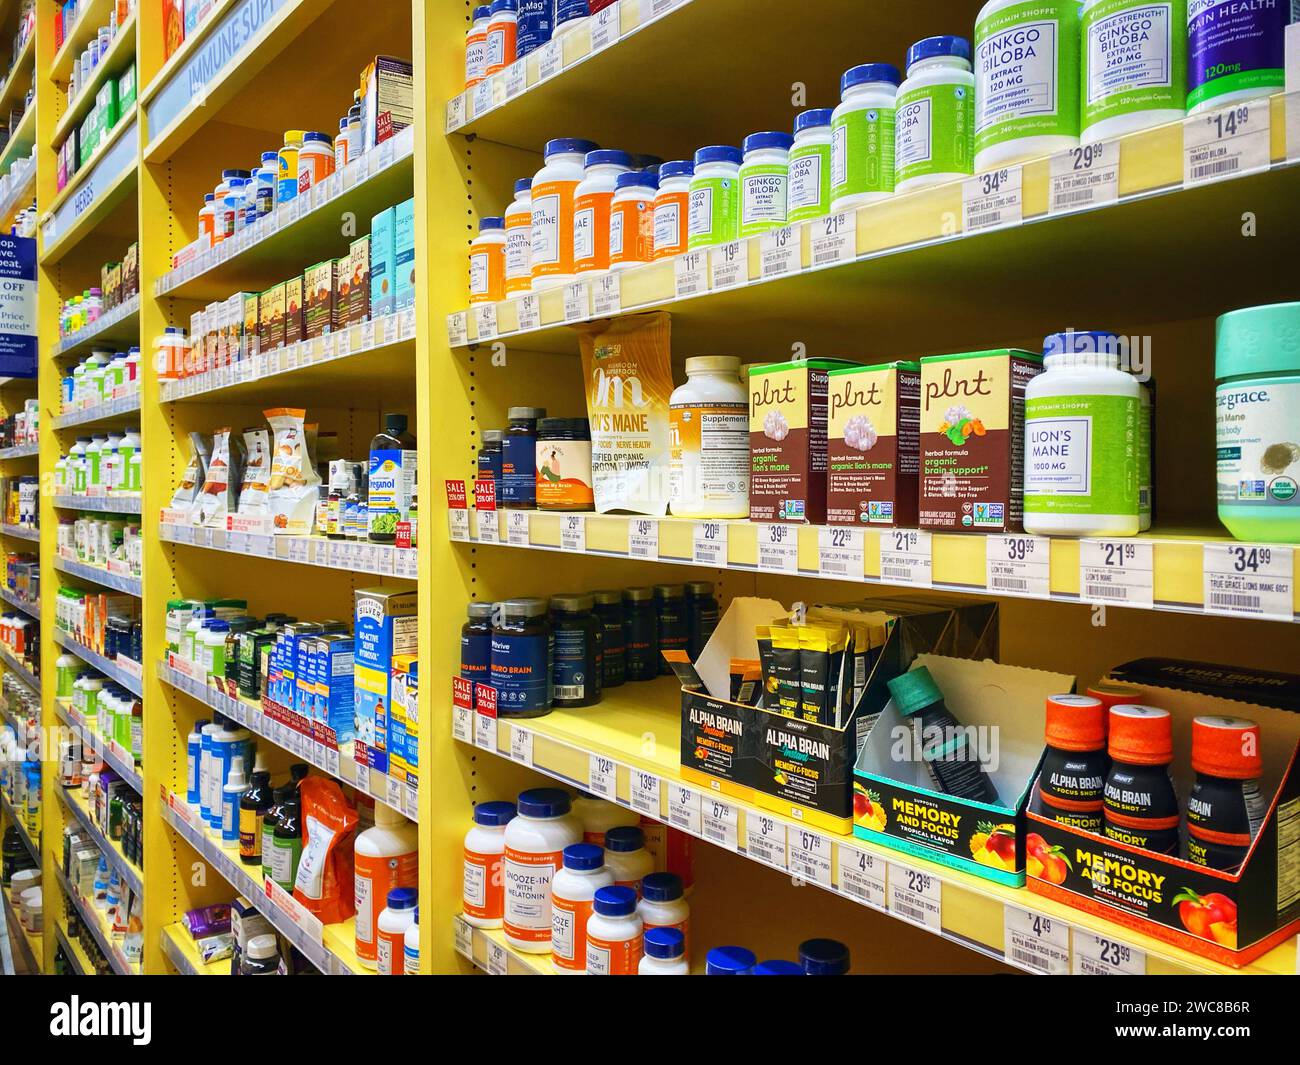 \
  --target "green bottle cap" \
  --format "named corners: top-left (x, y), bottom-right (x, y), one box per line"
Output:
top-left (886, 666), bottom-right (943, 716)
